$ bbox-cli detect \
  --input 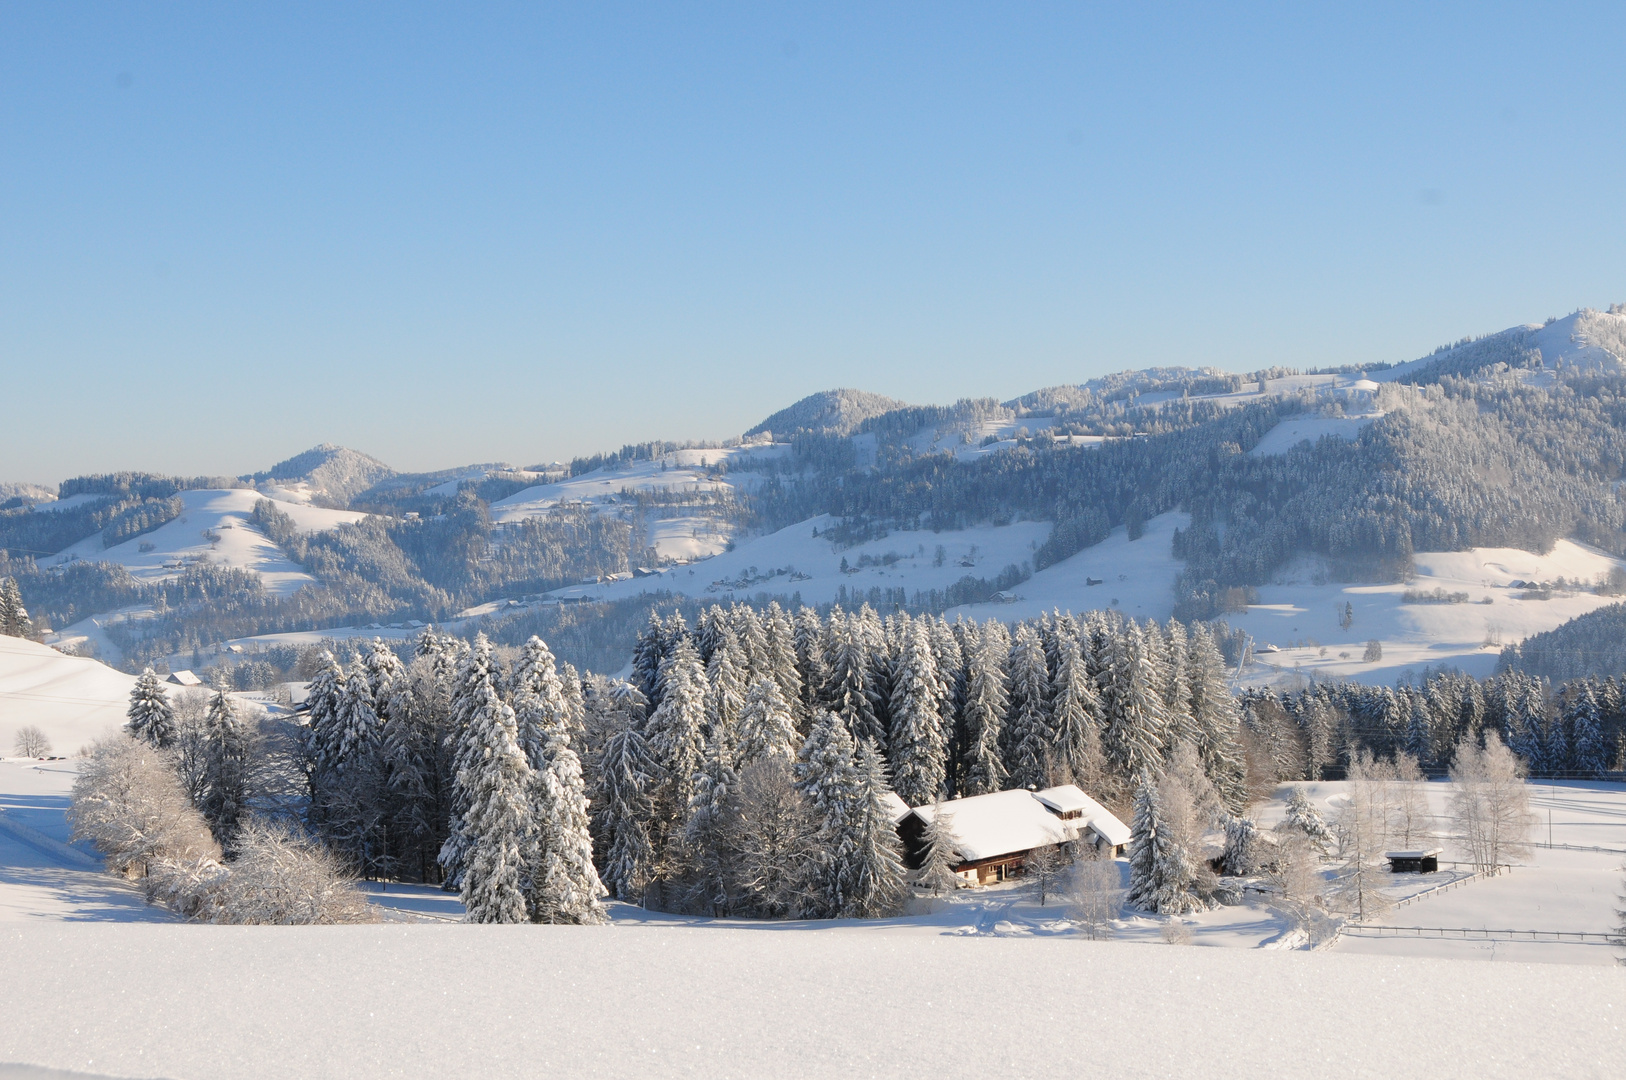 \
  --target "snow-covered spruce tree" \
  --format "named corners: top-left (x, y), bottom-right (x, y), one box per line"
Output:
top-left (438, 634), bottom-right (504, 890)
top-left (1281, 786), bottom-right (1335, 854)
top-left (844, 740), bottom-right (909, 918)
top-left (706, 632), bottom-right (750, 742)
top-left (302, 651), bottom-right (346, 777)
top-left (1219, 814), bottom-right (1263, 876)
top-left (737, 677), bottom-right (798, 765)
top-left (0, 576), bottom-right (32, 638)
top-left (821, 611), bottom-right (885, 750)
top-left (529, 722), bottom-right (608, 924)
top-left (644, 638), bottom-right (708, 841)
top-left (1160, 620), bottom-right (1196, 747)
top-left (887, 621), bottom-right (947, 806)
top-left (200, 690), bottom-right (250, 848)
top-left (630, 612), bottom-right (668, 710)
top-left (681, 723), bottom-right (739, 916)
top-left (1125, 768), bottom-right (1210, 915)
top-left (1404, 693), bottom-right (1434, 766)
top-left (958, 623), bottom-right (1009, 796)
top-left (455, 665), bottom-right (534, 924)
top-left (913, 799), bottom-right (960, 896)
top-left (761, 602), bottom-right (805, 722)
top-left (510, 635), bottom-right (570, 773)
top-left (1185, 624), bottom-right (1248, 812)
top-left (595, 723), bottom-right (658, 902)
top-left (1005, 623), bottom-right (1055, 790)
top-left (382, 636), bottom-right (458, 884)
top-left (1569, 683), bottom-right (1609, 777)
top-left (794, 605), bottom-right (830, 716)
top-left (125, 667), bottom-right (177, 749)
top-left (1101, 621), bottom-right (1168, 782)
top-left (796, 710), bottom-right (862, 916)
top-left (1051, 638), bottom-right (1106, 793)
